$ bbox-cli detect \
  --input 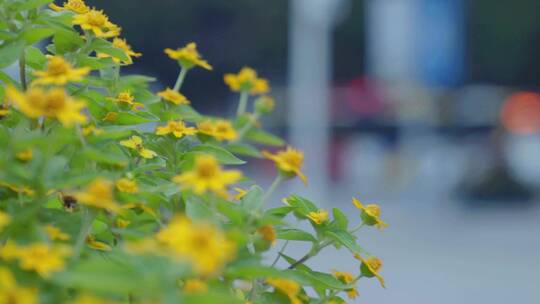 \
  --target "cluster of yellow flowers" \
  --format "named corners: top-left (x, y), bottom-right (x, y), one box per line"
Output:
top-left (0, 0), bottom-right (389, 302)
